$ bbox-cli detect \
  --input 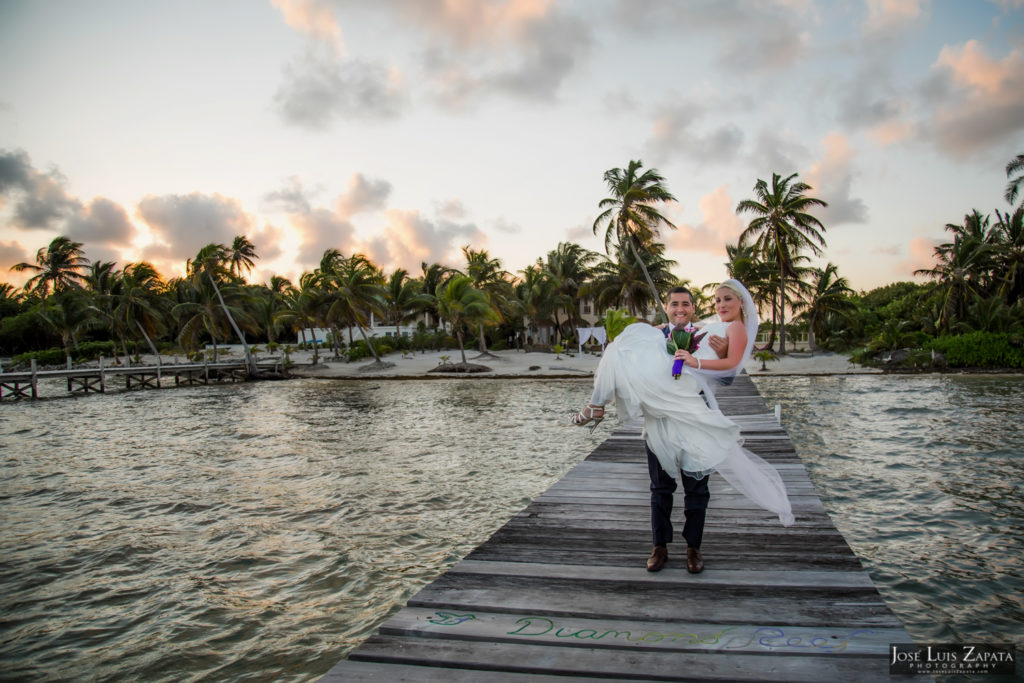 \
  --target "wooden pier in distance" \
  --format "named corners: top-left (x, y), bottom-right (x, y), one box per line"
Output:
top-left (322, 375), bottom-right (914, 681)
top-left (0, 358), bottom-right (284, 400)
